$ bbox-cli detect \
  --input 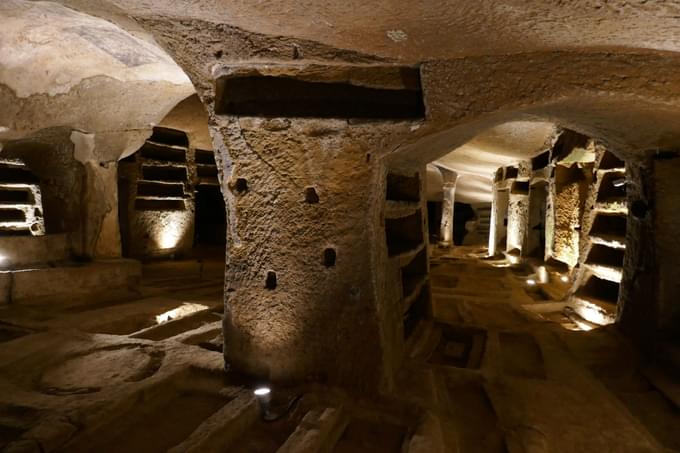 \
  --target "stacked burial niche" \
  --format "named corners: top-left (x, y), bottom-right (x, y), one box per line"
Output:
top-left (0, 160), bottom-right (45, 238)
top-left (570, 150), bottom-right (627, 325)
top-left (384, 171), bottom-right (431, 340)
top-left (119, 127), bottom-right (218, 258)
